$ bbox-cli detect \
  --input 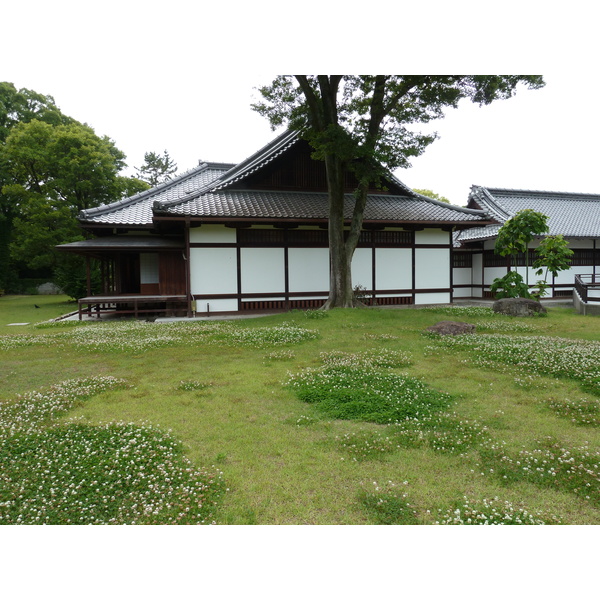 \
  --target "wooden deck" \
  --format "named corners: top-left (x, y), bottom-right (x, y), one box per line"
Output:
top-left (78, 295), bottom-right (188, 320)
